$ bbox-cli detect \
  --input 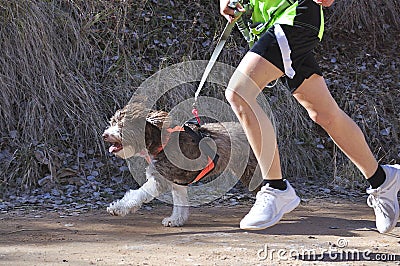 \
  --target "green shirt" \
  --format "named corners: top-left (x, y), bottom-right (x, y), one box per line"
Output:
top-left (249, 0), bottom-right (324, 40)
